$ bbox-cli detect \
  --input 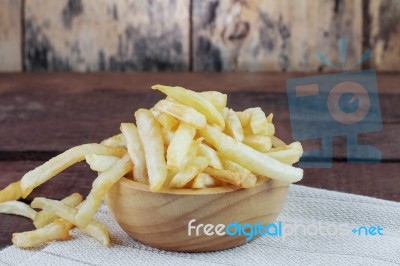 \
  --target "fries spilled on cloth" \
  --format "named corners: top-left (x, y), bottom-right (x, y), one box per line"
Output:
top-left (0, 85), bottom-right (303, 248)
